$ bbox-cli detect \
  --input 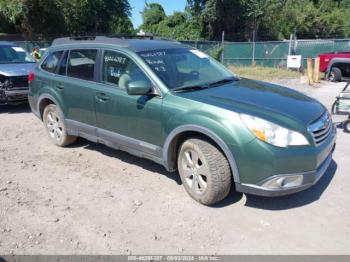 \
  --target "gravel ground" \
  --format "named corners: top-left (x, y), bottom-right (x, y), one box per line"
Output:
top-left (0, 80), bottom-right (349, 255)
